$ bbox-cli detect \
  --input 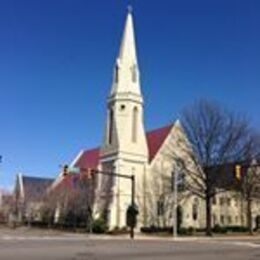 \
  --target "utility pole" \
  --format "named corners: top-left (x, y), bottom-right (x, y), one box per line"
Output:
top-left (172, 169), bottom-right (178, 239)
